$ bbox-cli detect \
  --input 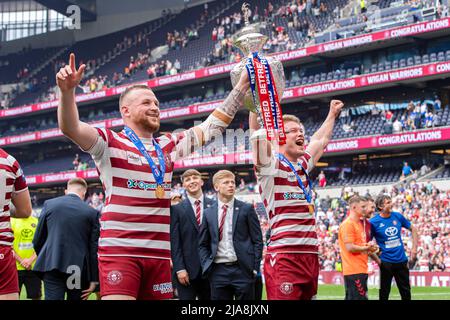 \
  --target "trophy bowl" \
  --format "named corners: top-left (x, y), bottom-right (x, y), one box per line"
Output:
top-left (230, 3), bottom-right (285, 116)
